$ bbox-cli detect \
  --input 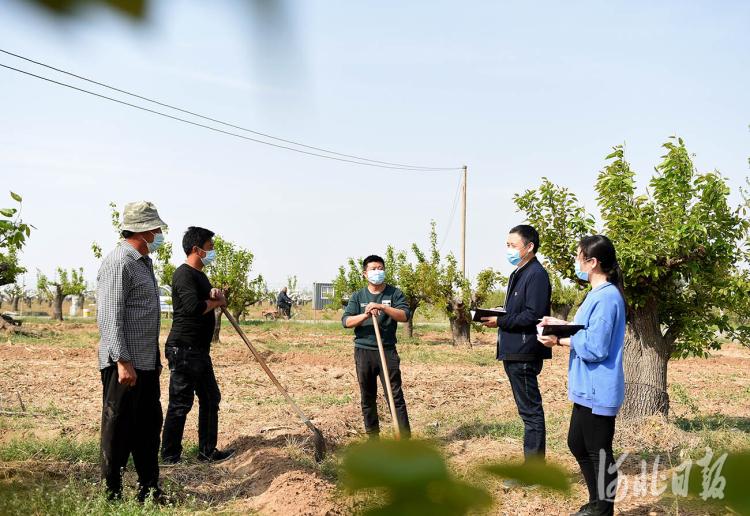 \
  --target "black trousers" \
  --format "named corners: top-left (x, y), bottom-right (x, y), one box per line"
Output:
top-left (568, 403), bottom-right (617, 511)
top-left (503, 359), bottom-right (546, 459)
top-left (100, 365), bottom-right (162, 497)
top-left (354, 347), bottom-right (410, 436)
top-left (161, 347), bottom-right (221, 458)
